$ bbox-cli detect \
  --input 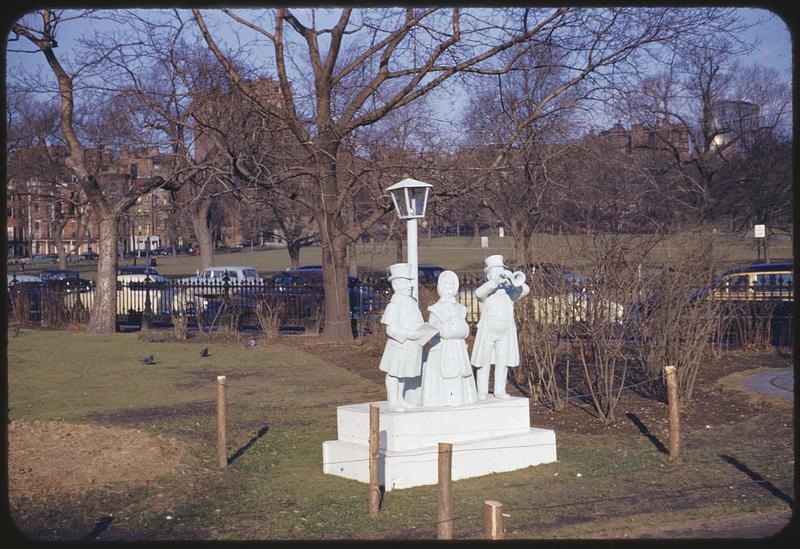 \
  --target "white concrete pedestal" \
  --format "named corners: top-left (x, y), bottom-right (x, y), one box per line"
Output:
top-left (322, 396), bottom-right (557, 491)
